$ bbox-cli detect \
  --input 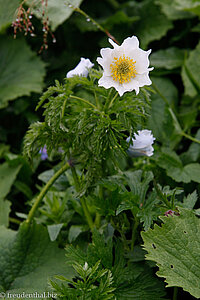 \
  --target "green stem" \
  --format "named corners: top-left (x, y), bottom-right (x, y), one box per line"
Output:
top-left (104, 88), bottom-right (113, 111)
top-left (152, 81), bottom-right (200, 145)
top-left (153, 179), bottom-right (171, 208)
top-left (131, 212), bottom-right (139, 251)
top-left (94, 185), bottom-right (103, 228)
top-left (94, 212), bottom-right (101, 228)
top-left (181, 131), bottom-right (200, 145)
top-left (26, 162), bottom-right (70, 225)
top-left (173, 287), bottom-right (178, 300)
top-left (69, 95), bottom-right (97, 110)
top-left (108, 92), bottom-right (119, 109)
top-left (70, 6), bottom-right (119, 44)
top-left (151, 81), bottom-right (169, 106)
top-left (68, 156), bottom-right (94, 230)
top-left (80, 197), bottom-right (94, 230)
top-left (9, 217), bottom-right (21, 225)
top-left (61, 98), bottom-right (67, 119)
